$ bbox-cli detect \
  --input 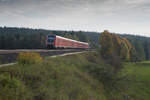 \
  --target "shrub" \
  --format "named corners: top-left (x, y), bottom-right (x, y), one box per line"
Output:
top-left (17, 52), bottom-right (43, 65)
top-left (0, 74), bottom-right (32, 100)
